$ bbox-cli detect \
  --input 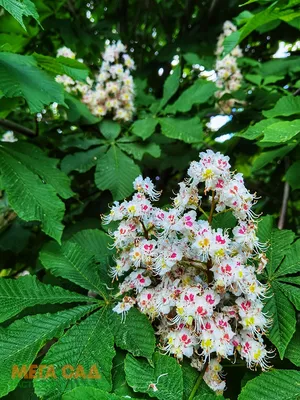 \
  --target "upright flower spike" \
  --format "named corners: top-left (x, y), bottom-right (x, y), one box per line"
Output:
top-left (82, 40), bottom-right (135, 121)
top-left (214, 21), bottom-right (244, 114)
top-left (54, 41), bottom-right (135, 122)
top-left (104, 150), bottom-right (272, 395)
